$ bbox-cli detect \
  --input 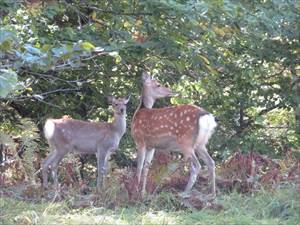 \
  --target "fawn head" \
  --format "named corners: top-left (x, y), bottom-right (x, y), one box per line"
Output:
top-left (108, 95), bottom-right (130, 116)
